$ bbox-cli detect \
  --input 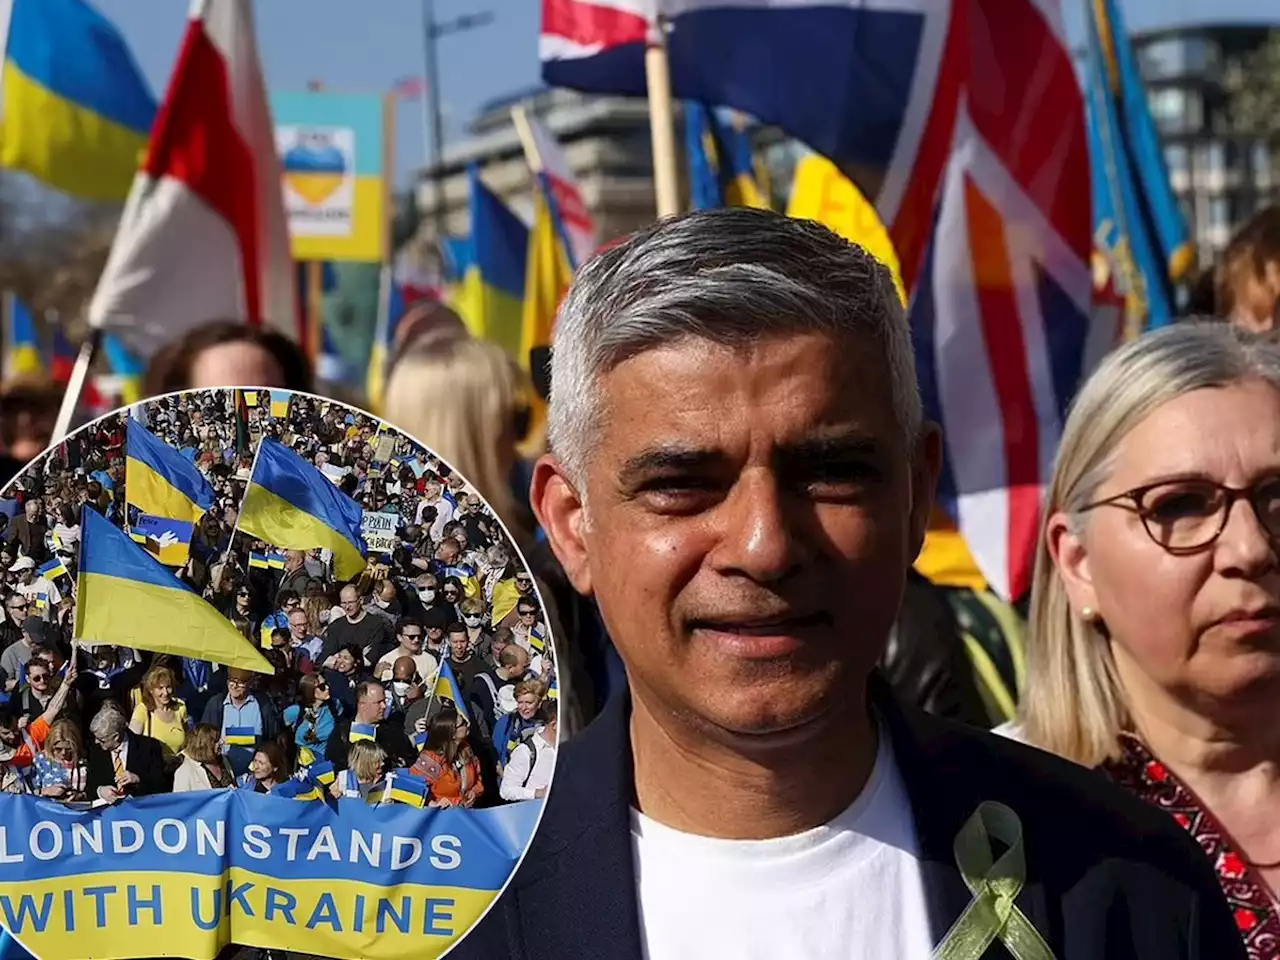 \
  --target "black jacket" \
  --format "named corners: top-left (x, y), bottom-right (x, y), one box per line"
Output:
top-left (452, 679), bottom-right (1245, 960)
top-left (86, 732), bottom-right (172, 797)
top-left (326, 717), bottom-right (415, 771)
